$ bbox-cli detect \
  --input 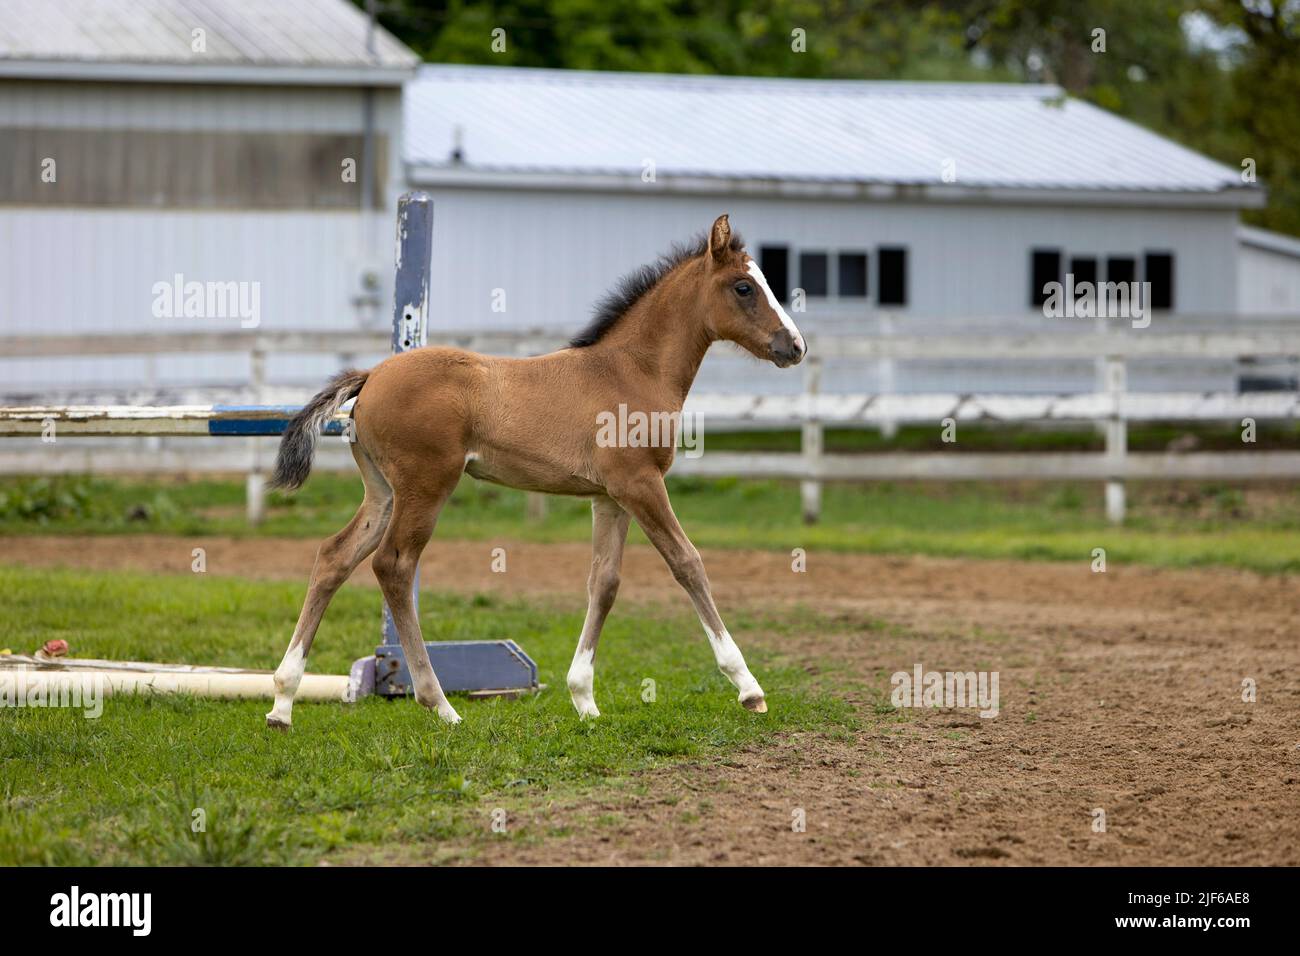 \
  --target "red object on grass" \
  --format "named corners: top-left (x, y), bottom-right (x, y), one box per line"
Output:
top-left (41, 639), bottom-right (69, 658)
